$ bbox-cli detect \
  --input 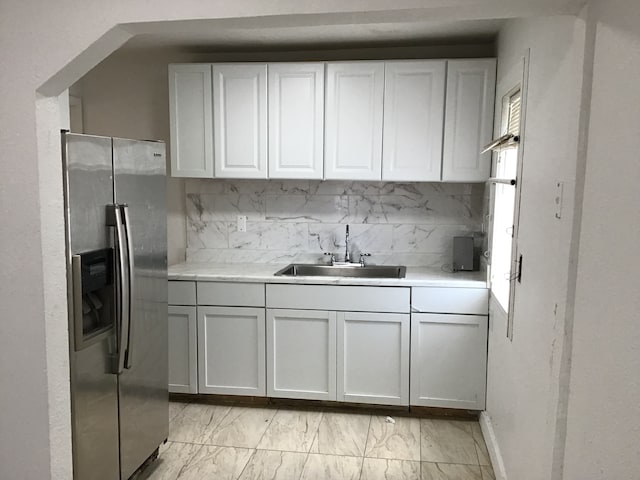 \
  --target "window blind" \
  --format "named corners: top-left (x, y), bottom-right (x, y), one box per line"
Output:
top-left (507, 90), bottom-right (521, 136)
top-left (481, 88), bottom-right (521, 153)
